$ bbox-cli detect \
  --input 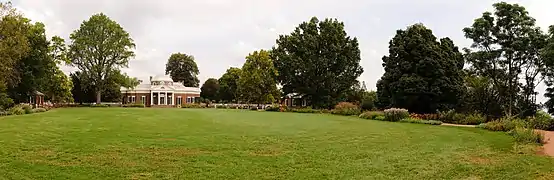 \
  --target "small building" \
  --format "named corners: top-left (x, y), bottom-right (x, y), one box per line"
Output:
top-left (120, 75), bottom-right (201, 107)
top-left (29, 91), bottom-right (45, 108)
top-left (282, 93), bottom-right (307, 107)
